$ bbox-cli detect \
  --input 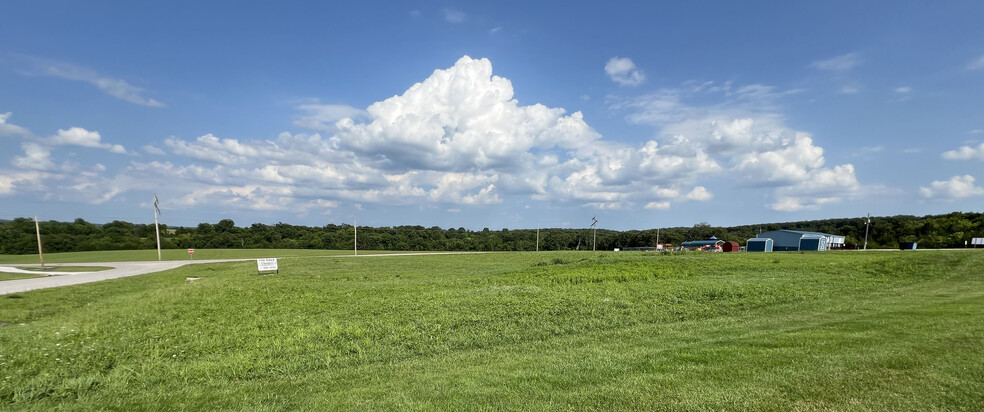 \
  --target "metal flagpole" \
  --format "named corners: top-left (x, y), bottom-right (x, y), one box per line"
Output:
top-left (591, 216), bottom-right (598, 251)
top-left (863, 213), bottom-right (871, 250)
top-left (536, 225), bottom-right (540, 252)
top-left (154, 194), bottom-right (162, 261)
top-left (354, 219), bottom-right (358, 256)
top-left (35, 216), bottom-right (44, 268)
